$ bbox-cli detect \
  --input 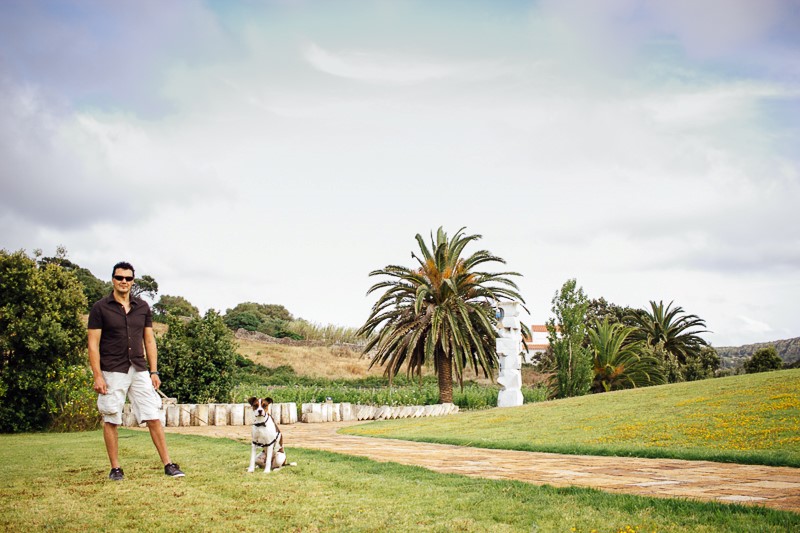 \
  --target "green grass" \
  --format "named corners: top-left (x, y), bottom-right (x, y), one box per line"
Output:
top-left (1, 430), bottom-right (797, 532)
top-left (343, 369), bottom-right (800, 467)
